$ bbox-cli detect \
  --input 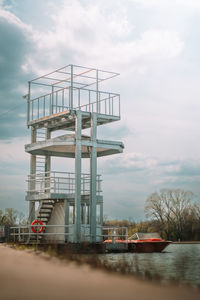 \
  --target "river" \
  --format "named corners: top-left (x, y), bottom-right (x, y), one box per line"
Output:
top-left (99, 244), bottom-right (200, 286)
